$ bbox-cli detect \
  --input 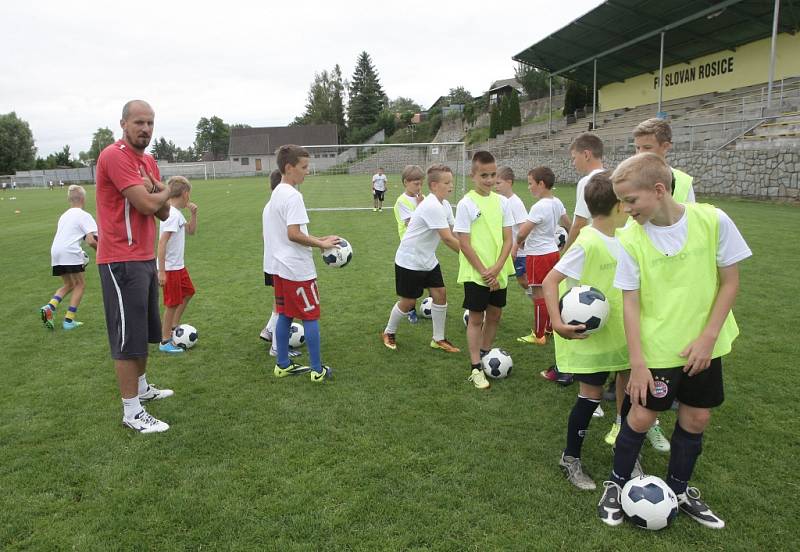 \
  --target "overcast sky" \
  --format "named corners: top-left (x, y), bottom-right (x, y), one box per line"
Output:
top-left (2, 0), bottom-right (602, 158)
